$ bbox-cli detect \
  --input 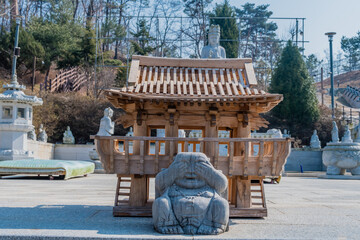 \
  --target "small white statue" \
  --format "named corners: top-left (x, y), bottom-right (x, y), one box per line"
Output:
top-left (310, 130), bottom-right (321, 149)
top-left (27, 128), bottom-right (36, 140)
top-left (331, 121), bottom-right (339, 143)
top-left (37, 124), bottom-right (48, 142)
top-left (201, 25), bottom-right (226, 59)
top-left (126, 127), bottom-right (134, 137)
top-left (342, 125), bottom-right (353, 143)
top-left (178, 130), bottom-right (186, 138)
top-left (355, 125), bottom-right (360, 143)
top-left (63, 126), bottom-right (75, 144)
top-left (96, 107), bottom-right (114, 136)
